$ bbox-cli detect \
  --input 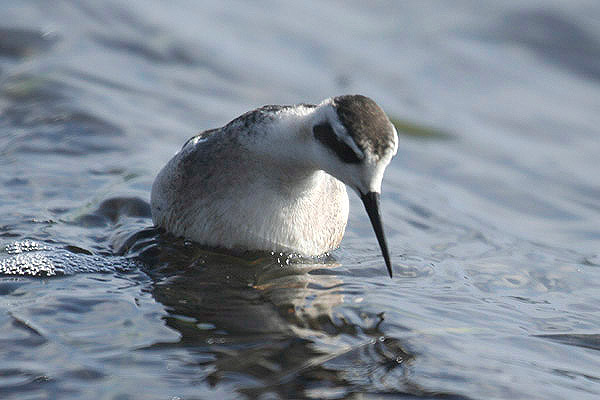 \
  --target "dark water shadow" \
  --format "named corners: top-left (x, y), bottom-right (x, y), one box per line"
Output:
top-left (484, 9), bottom-right (600, 82)
top-left (0, 27), bottom-right (57, 60)
top-left (536, 333), bottom-right (600, 352)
